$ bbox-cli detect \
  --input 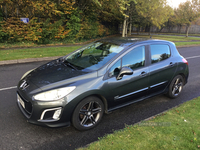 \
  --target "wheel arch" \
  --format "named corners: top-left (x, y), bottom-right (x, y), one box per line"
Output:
top-left (178, 73), bottom-right (187, 85)
top-left (92, 94), bottom-right (108, 114)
